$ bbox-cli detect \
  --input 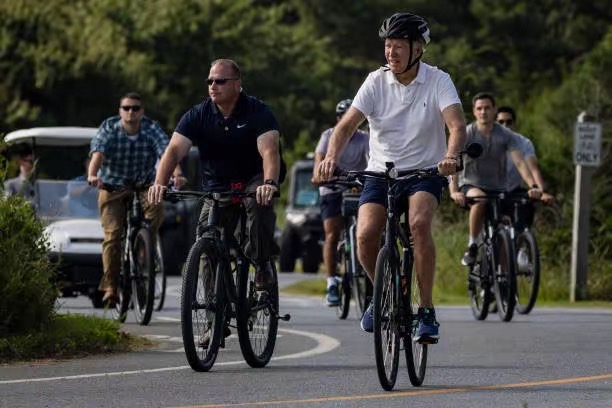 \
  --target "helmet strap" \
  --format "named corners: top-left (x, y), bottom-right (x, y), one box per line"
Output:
top-left (400, 40), bottom-right (422, 74)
